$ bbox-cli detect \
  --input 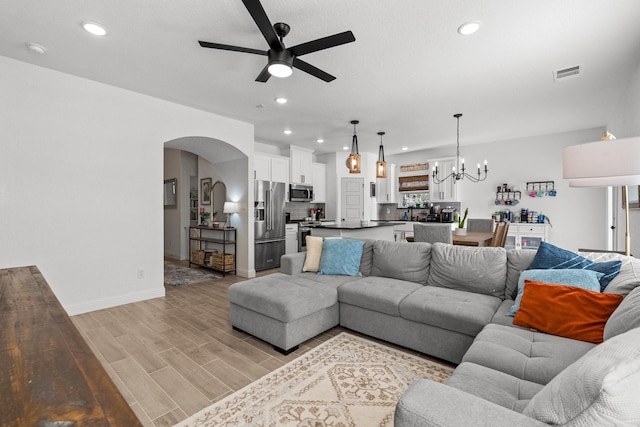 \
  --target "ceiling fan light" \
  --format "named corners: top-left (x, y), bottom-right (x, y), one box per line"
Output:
top-left (268, 63), bottom-right (293, 78)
